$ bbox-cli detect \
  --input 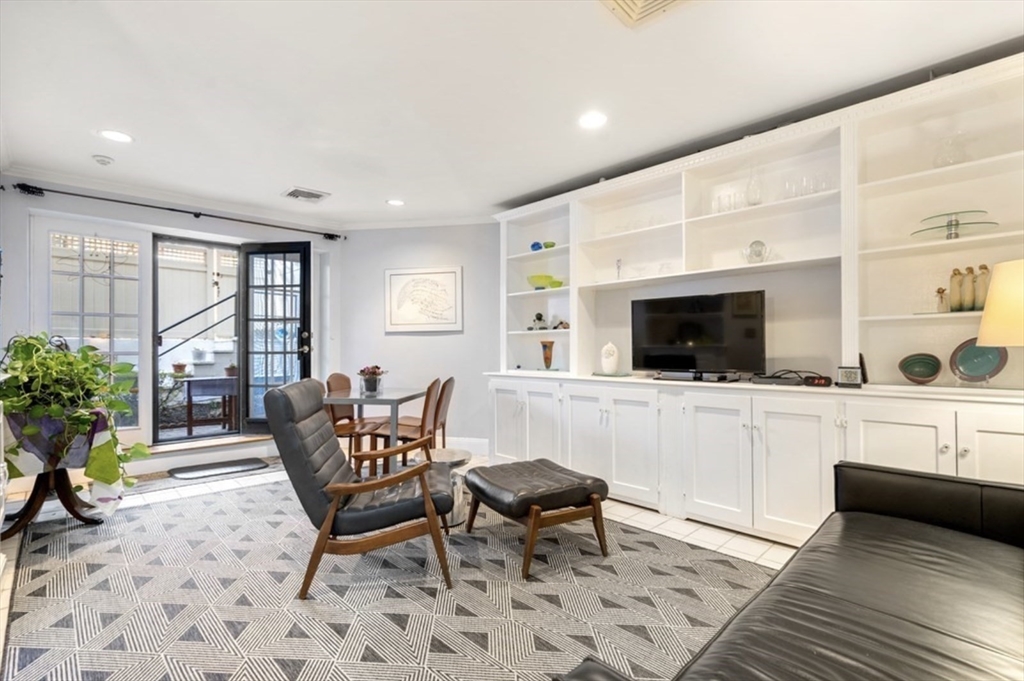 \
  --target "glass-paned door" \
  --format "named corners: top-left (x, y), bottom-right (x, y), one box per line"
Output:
top-left (240, 242), bottom-right (311, 426)
top-left (153, 237), bottom-right (240, 443)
